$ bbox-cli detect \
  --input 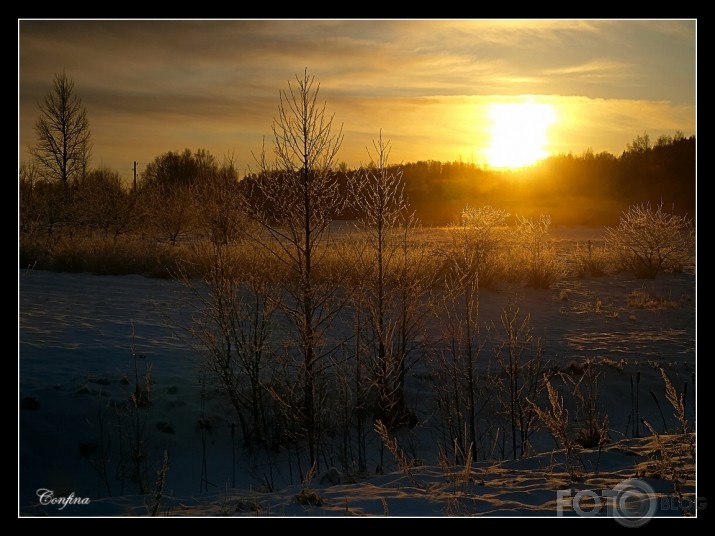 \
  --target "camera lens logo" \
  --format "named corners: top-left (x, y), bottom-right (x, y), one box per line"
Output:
top-left (608, 479), bottom-right (657, 528)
